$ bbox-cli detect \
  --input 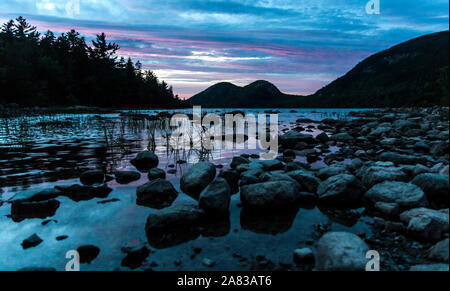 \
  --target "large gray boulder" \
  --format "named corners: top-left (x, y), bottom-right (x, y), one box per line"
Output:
top-left (317, 174), bottom-right (365, 206)
top-left (199, 178), bottom-right (231, 215)
top-left (136, 179), bottom-right (178, 209)
top-left (365, 181), bottom-right (428, 211)
top-left (412, 173), bottom-right (449, 208)
top-left (130, 151), bottom-right (159, 170)
top-left (240, 181), bottom-right (302, 210)
top-left (400, 208), bottom-right (449, 242)
top-left (180, 162), bottom-right (216, 198)
top-left (361, 166), bottom-right (409, 188)
top-left (316, 232), bottom-right (369, 271)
